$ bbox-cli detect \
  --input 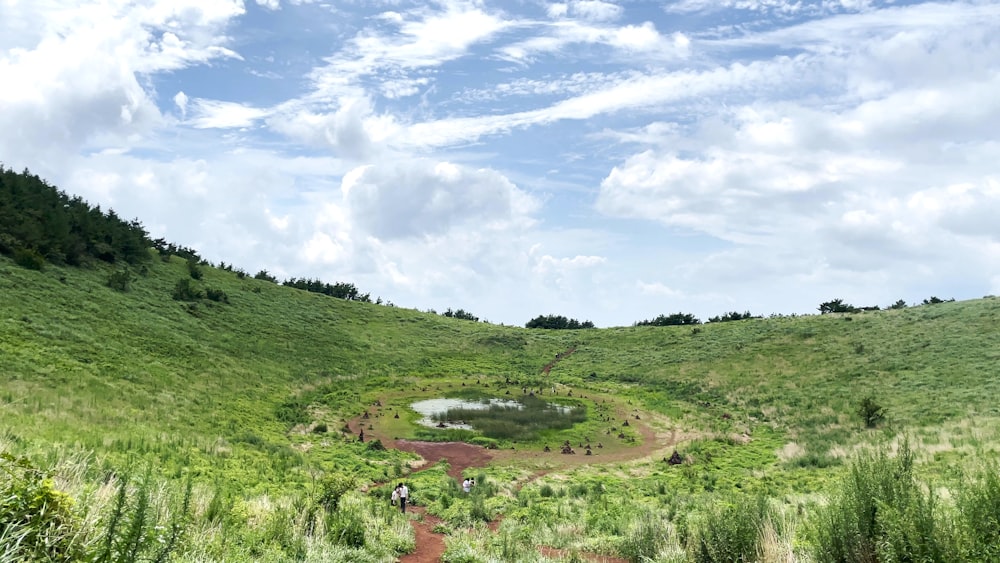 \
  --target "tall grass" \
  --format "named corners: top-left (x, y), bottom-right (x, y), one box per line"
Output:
top-left (811, 439), bottom-right (957, 563)
top-left (686, 495), bottom-right (774, 563)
